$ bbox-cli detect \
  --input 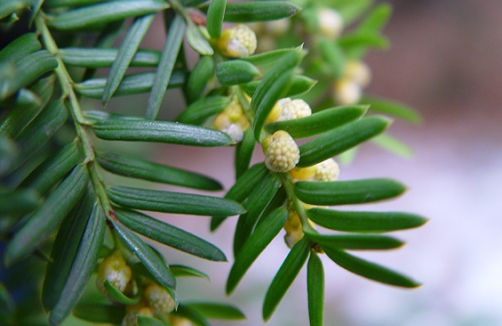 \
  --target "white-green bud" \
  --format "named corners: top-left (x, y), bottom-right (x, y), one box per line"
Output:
top-left (344, 60), bottom-right (372, 88)
top-left (262, 130), bottom-right (300, 172)
top-left (122, 302), bottom-right (153, 326)
top-left (144, 283), bottom-right (176, 317)
top-left (318, 8), bottom-right (343, 40)
top-left (264, 19), bottom-right (291, 37)
top-left (333, 78), bottom-right (362, 105)
top-left (96, 253), bottom-right (132, 296)
top-left (313, 158), bottom-right (340, 182)
top-left (276, 98), bottom-right (312, 121)
top-left (217, 24), bottom-right (257, 58)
